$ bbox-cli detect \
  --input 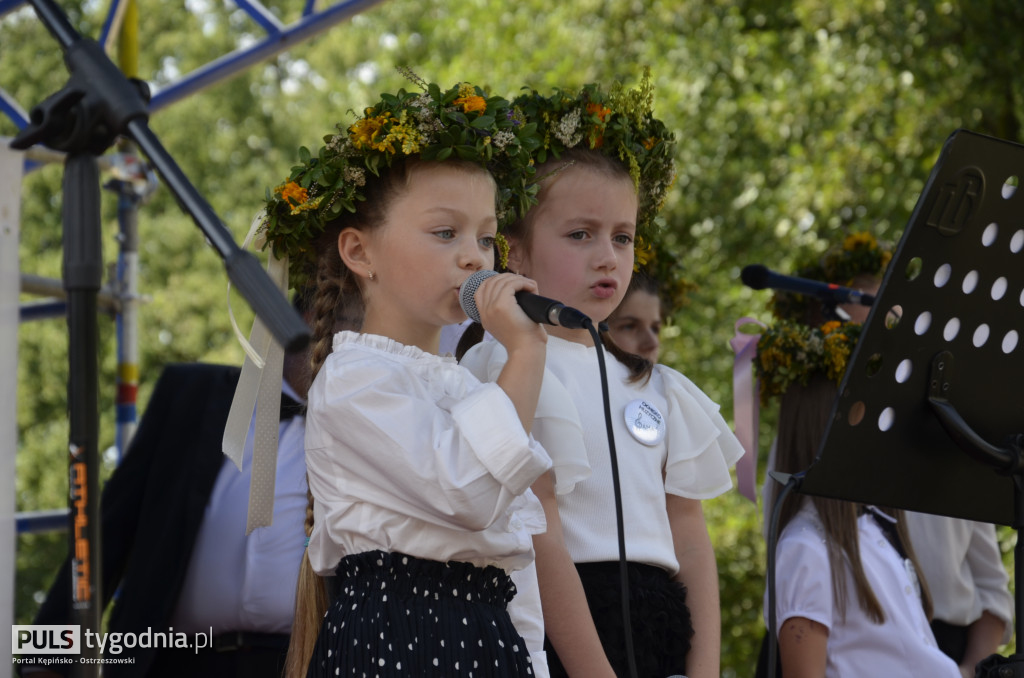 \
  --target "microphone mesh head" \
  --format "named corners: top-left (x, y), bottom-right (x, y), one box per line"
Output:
top-left (459, 270), bottom-right (498, 323)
